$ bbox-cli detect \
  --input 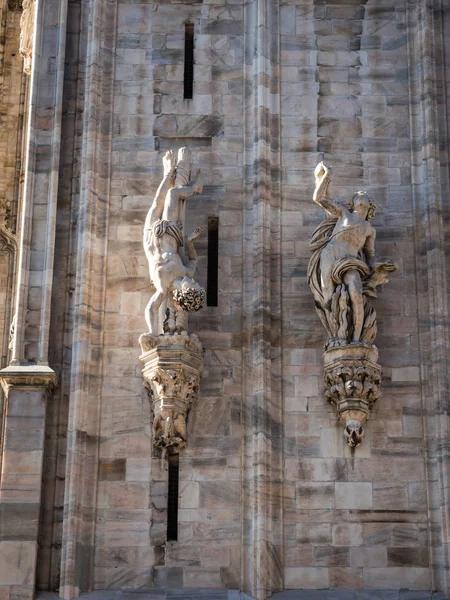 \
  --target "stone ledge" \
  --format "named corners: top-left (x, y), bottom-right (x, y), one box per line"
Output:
top-left (36, 591), bottom-right (245, 600)
top-left (272, 593), bottom-right (446, 600)
top-left (0, 365), bottom-right (57, 392)
top-left (35, 592), bottom-right (446, 600)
